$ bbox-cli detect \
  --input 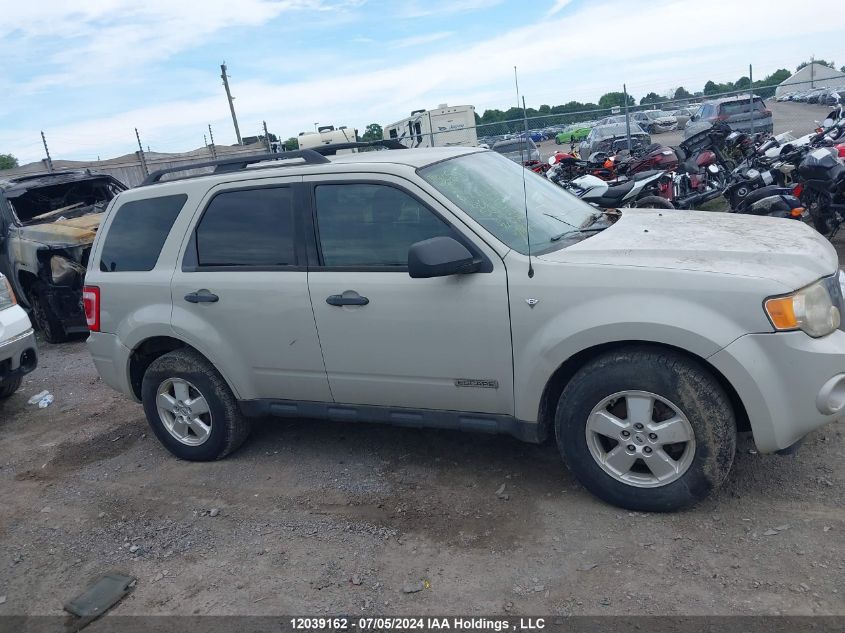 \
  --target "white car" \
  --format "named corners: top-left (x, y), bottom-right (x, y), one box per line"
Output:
top-left (0, 273), bottom-right (38, 398)
top-left (642, 110), bottom-right (679, 133)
